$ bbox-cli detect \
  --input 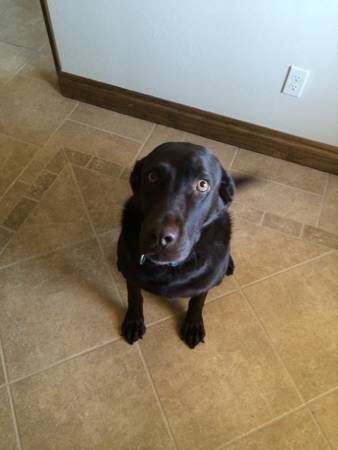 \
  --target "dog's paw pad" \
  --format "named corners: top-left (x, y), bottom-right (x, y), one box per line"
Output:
top-left (121, 318), bottom-right (146, 344)
top-left (181, 319), bottom-right (205, 349)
